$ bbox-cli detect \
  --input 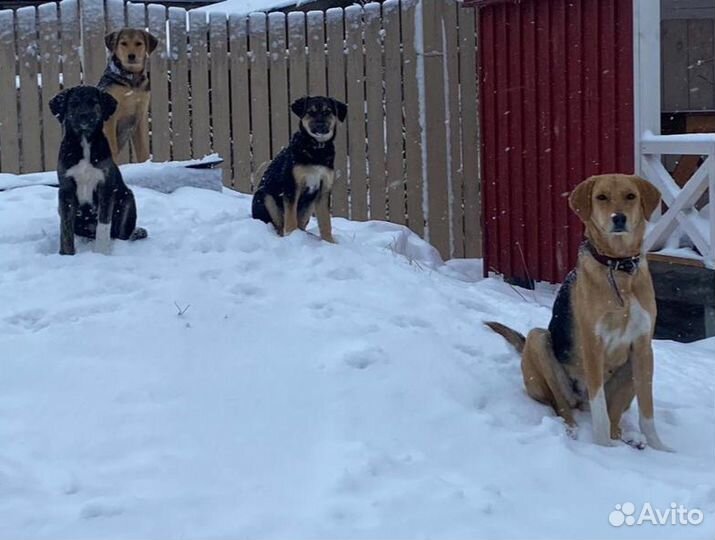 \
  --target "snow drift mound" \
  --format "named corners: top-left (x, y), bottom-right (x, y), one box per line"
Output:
top-left (0, 185), bottom-right (713, 539)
